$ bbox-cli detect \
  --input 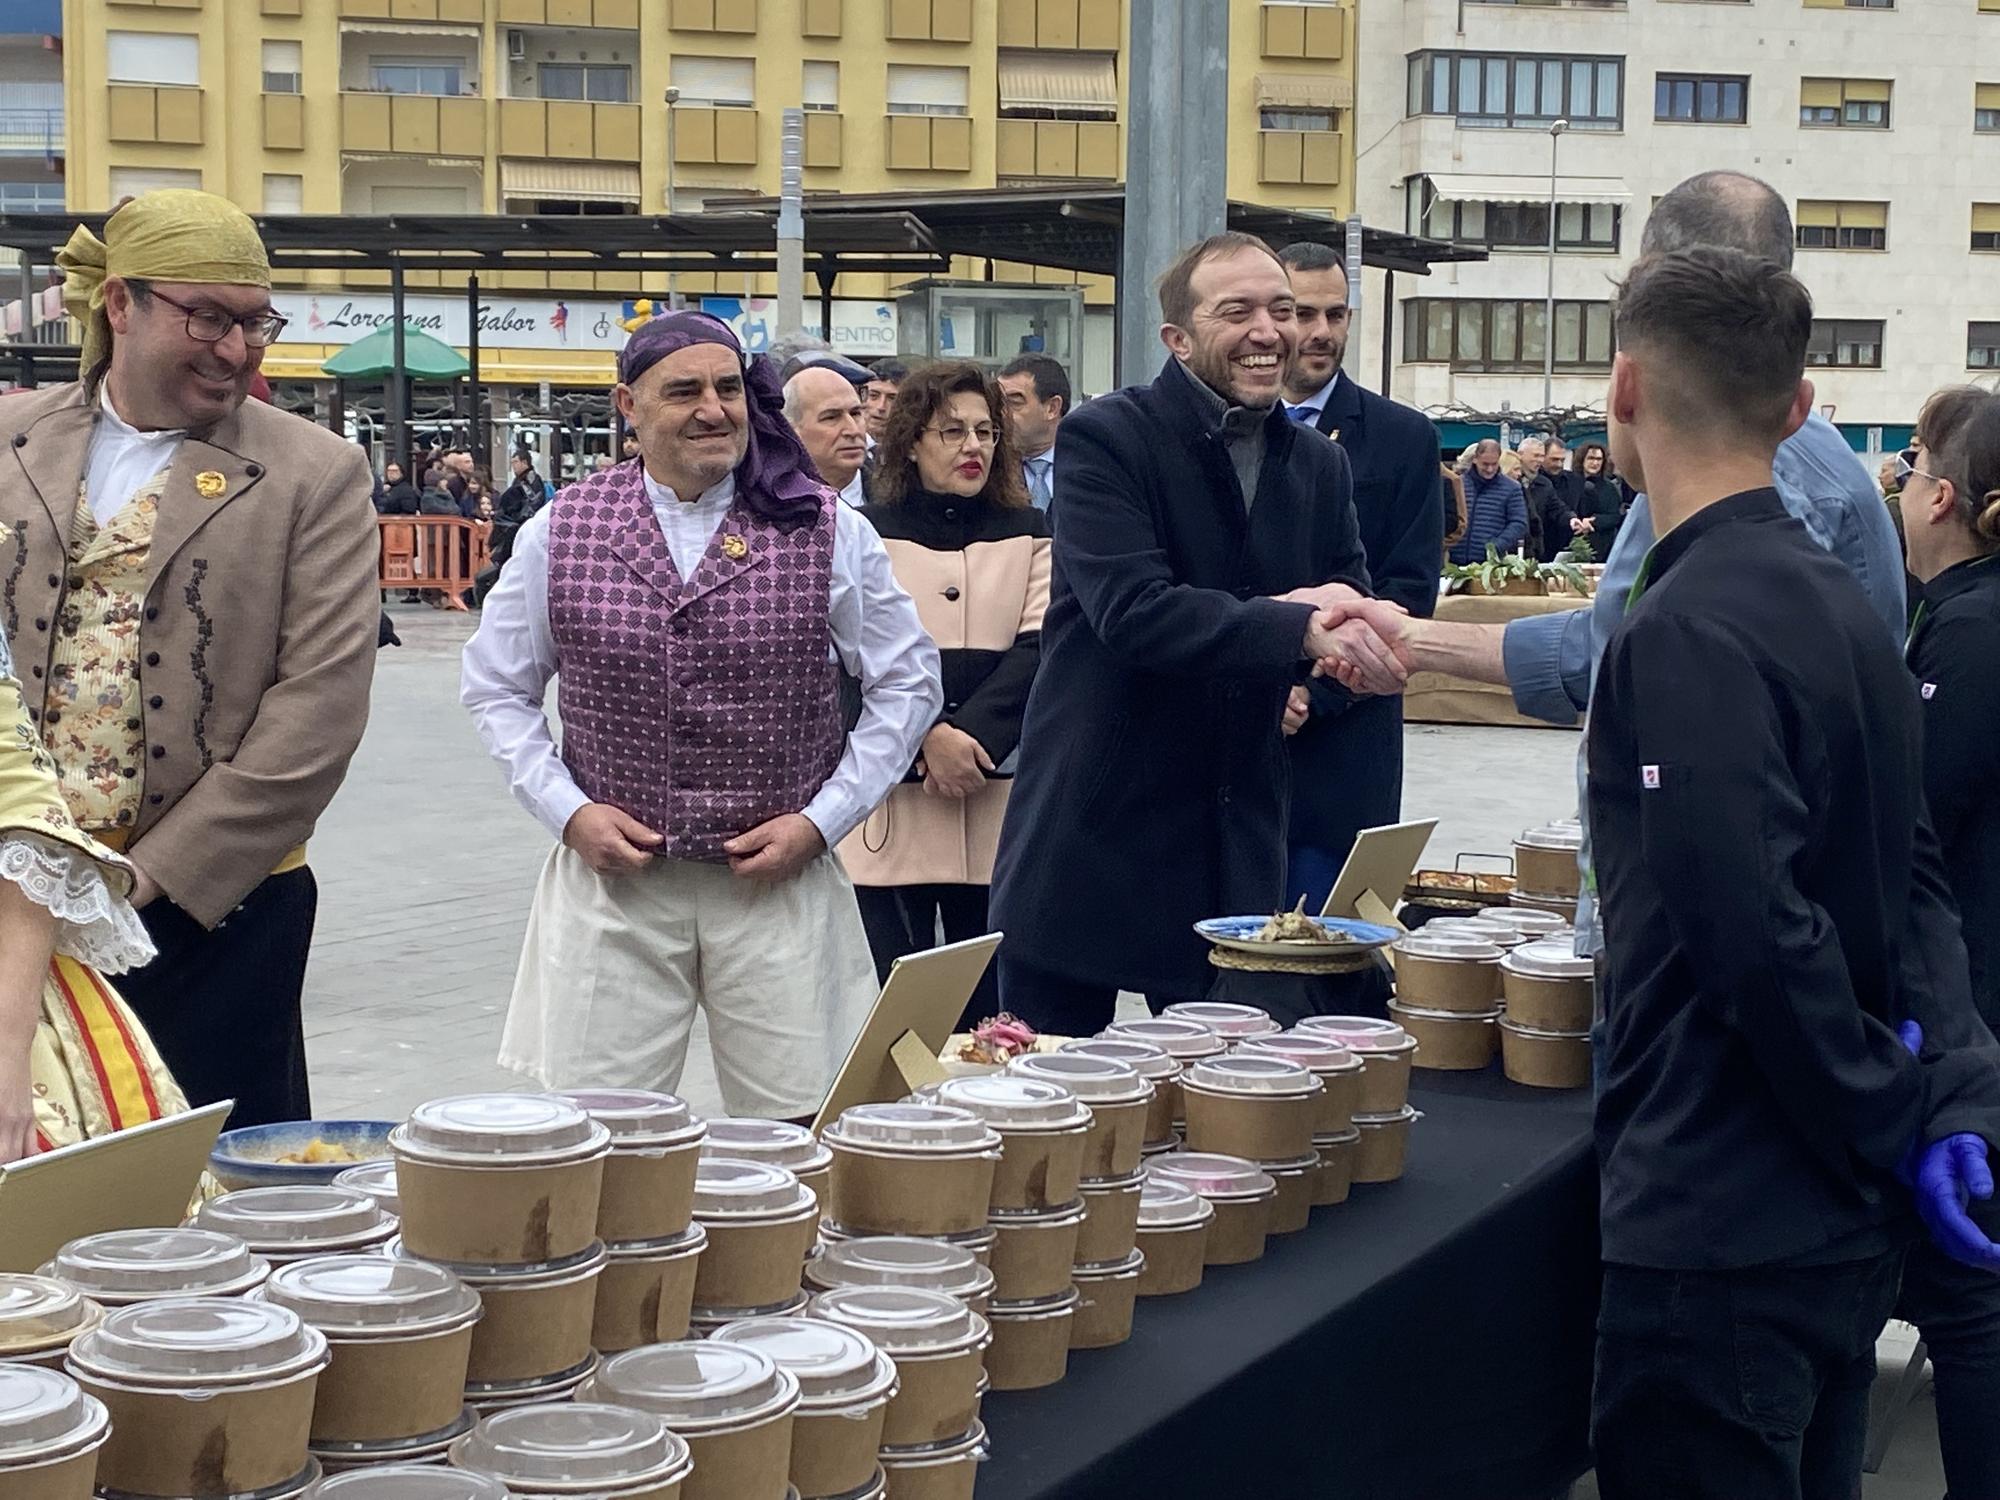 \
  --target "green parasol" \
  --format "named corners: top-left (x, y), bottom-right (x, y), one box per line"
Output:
top-left (321, 321), bottom-right (470, 380)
